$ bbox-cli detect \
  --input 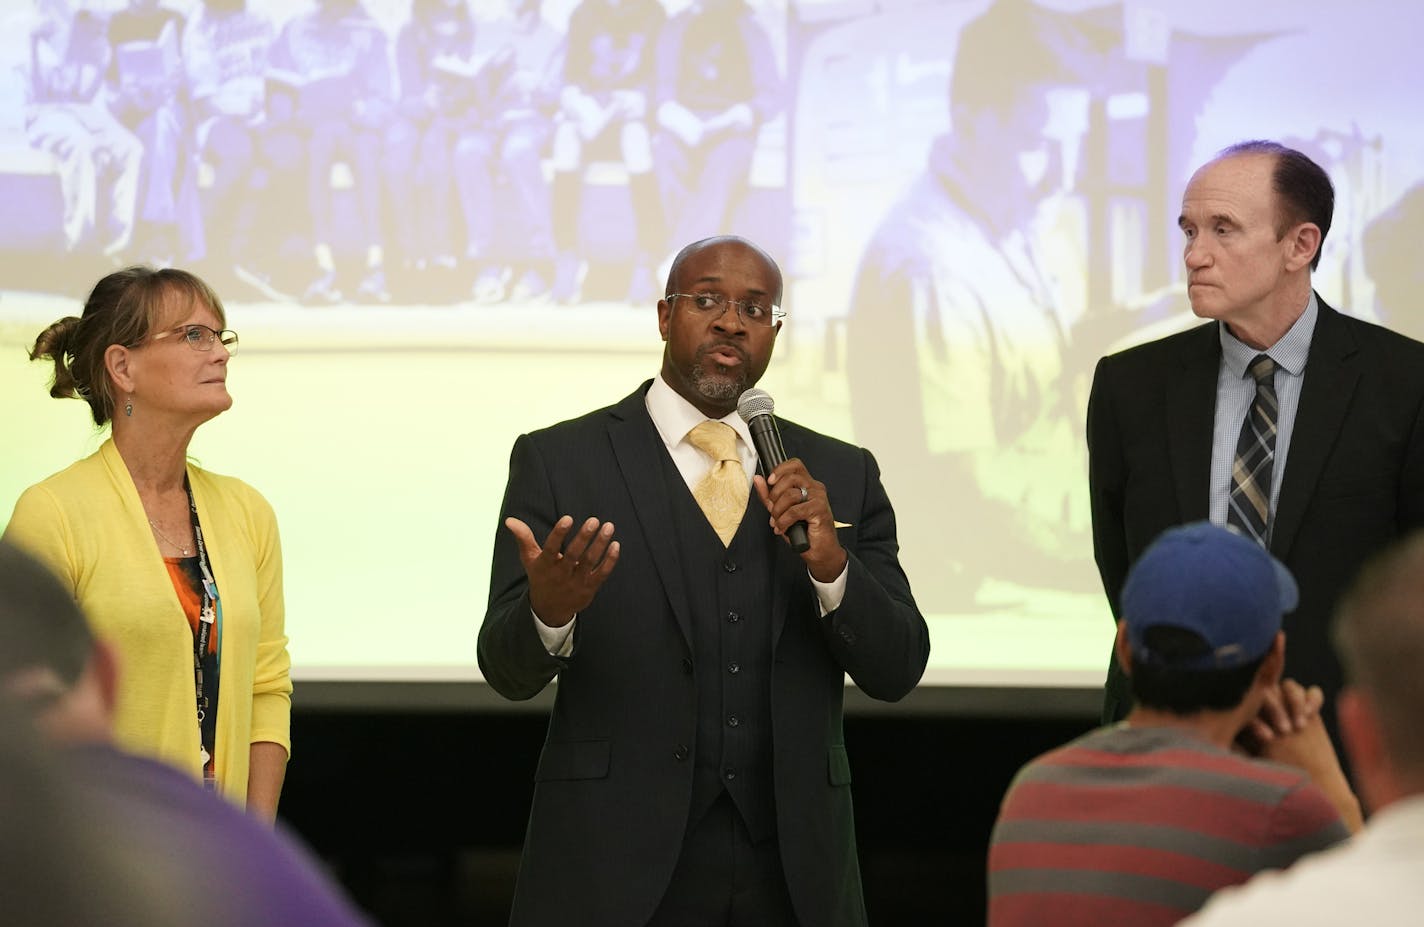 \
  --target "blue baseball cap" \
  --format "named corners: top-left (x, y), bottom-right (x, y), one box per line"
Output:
top-left (1122, 522), bottom-right (1298, 671)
